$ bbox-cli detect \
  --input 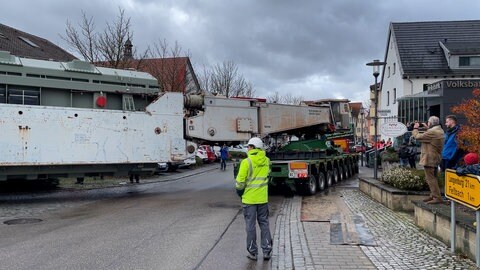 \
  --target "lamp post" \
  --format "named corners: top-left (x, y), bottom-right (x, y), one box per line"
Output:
top-left (366, 59), bottom-right (386, 180)
top-left (360, 107), bottom-right (365, 166)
